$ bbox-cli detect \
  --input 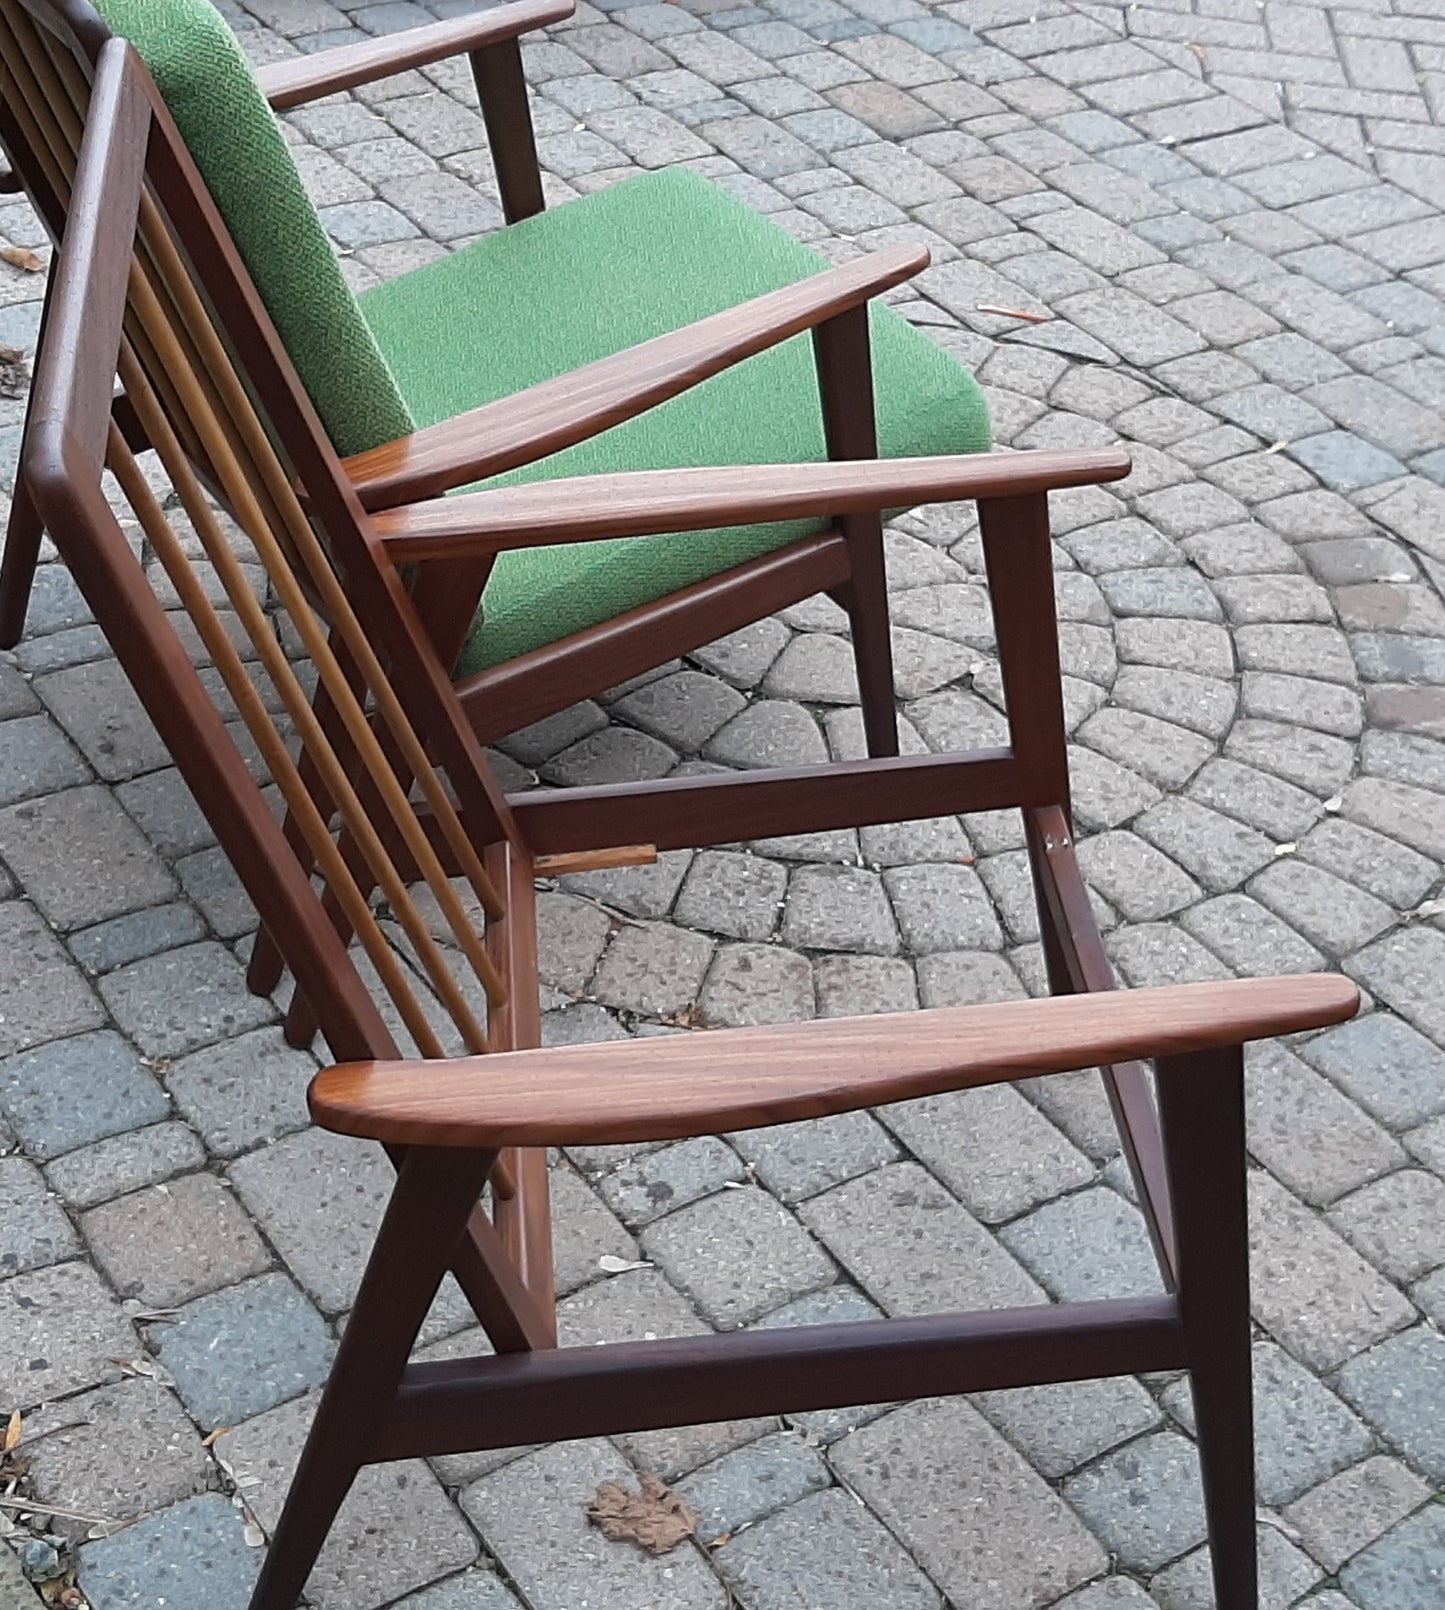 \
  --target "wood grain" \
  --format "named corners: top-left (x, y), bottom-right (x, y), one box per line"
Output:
top-left (311, 973), bottom-right (1359, 1147)
top-left (344, 245), bottom-right (930, 509)
top-left (254, 0), bottom-right (574, 109)
top-left (373, 447), bottom-right (1134, 560)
